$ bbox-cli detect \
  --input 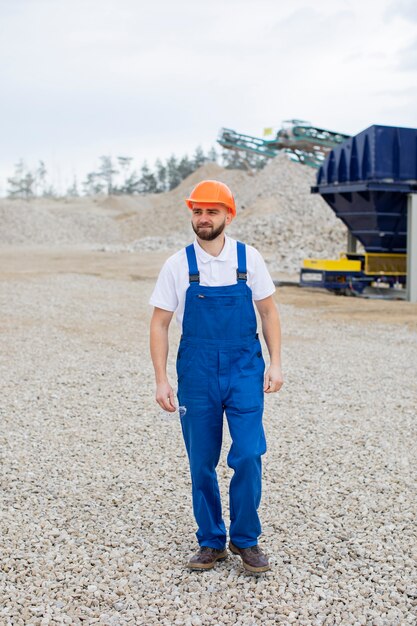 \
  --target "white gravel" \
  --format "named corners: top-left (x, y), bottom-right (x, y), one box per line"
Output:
top-left (0, 155), bottom-right (350, 274)
top-left (1, 269), bottom-right (416, 626)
